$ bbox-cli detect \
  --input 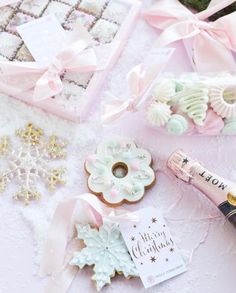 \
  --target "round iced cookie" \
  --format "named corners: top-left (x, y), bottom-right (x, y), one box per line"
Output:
top-left (222, 118), bottom-right (236, 134)
top-left (167, 114), bottom-right (188, 135)
top-left (85, 138), bottom-right (155, 206)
